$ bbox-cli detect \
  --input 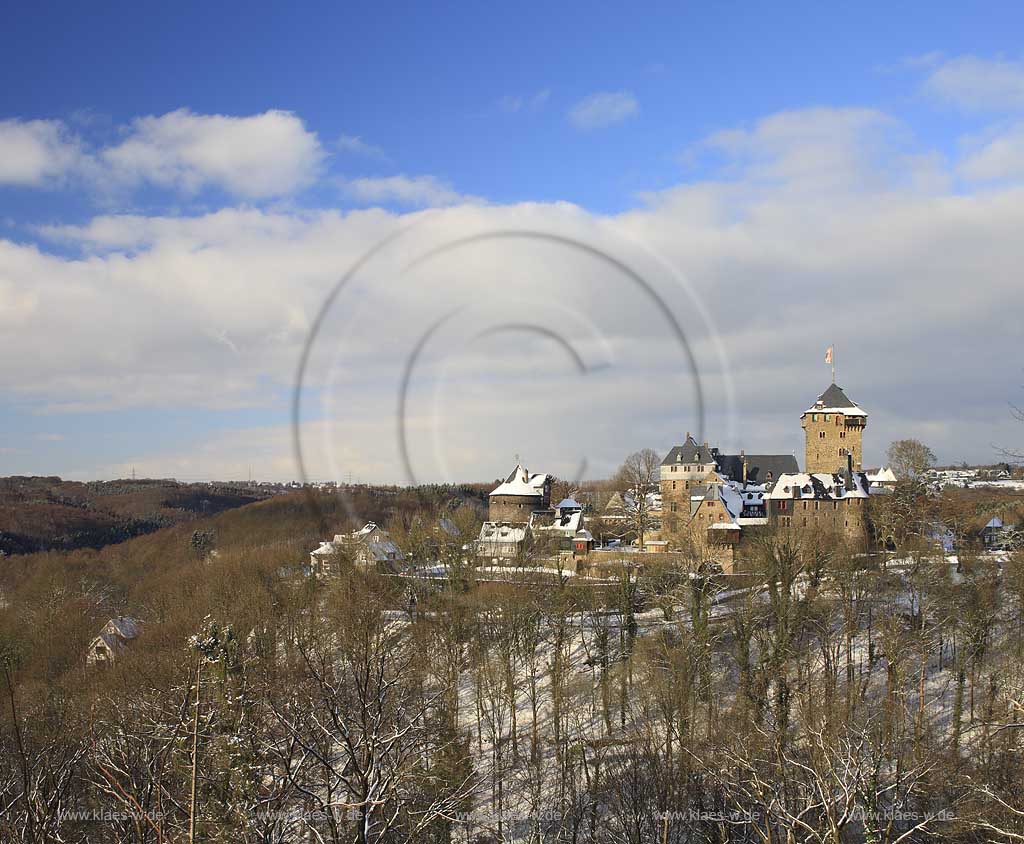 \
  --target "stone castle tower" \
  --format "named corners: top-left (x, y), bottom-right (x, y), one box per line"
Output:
top-left (801, 383), bottom-right (868, 474)
top-left (488, 464), bottom-right (552, 523)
